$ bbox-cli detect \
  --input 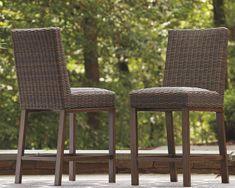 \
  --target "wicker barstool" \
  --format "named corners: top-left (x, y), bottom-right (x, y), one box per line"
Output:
top-left (12, 27), bottom-right (116, 186)
top-left (130, 28), bottom-right (229, 187)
